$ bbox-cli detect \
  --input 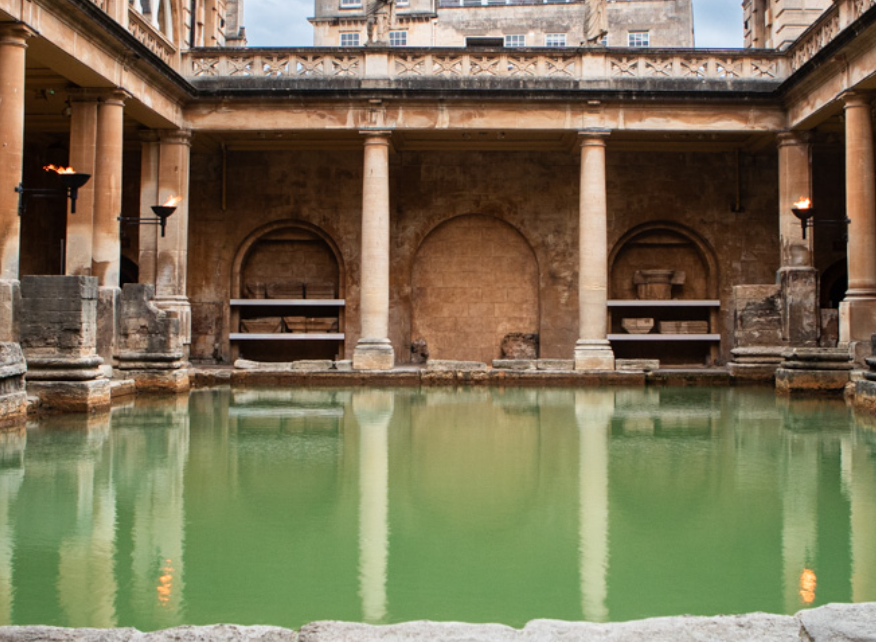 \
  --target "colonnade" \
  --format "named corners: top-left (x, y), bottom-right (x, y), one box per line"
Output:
top-left (0, 22), bottom-right (191, 363)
